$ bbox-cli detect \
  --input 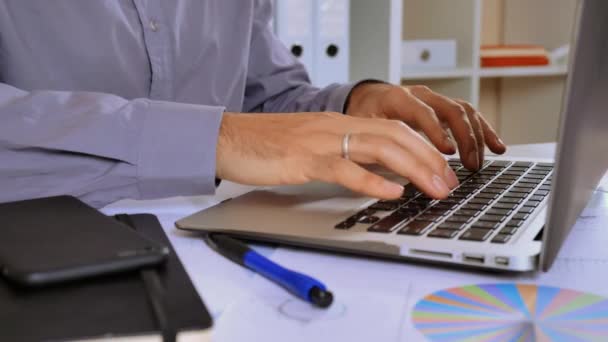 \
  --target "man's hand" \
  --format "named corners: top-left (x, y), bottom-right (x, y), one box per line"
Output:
top-left (345, 82), bottom-right (506, 170)
top-left (216, 112), bottom-right (459, 200)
